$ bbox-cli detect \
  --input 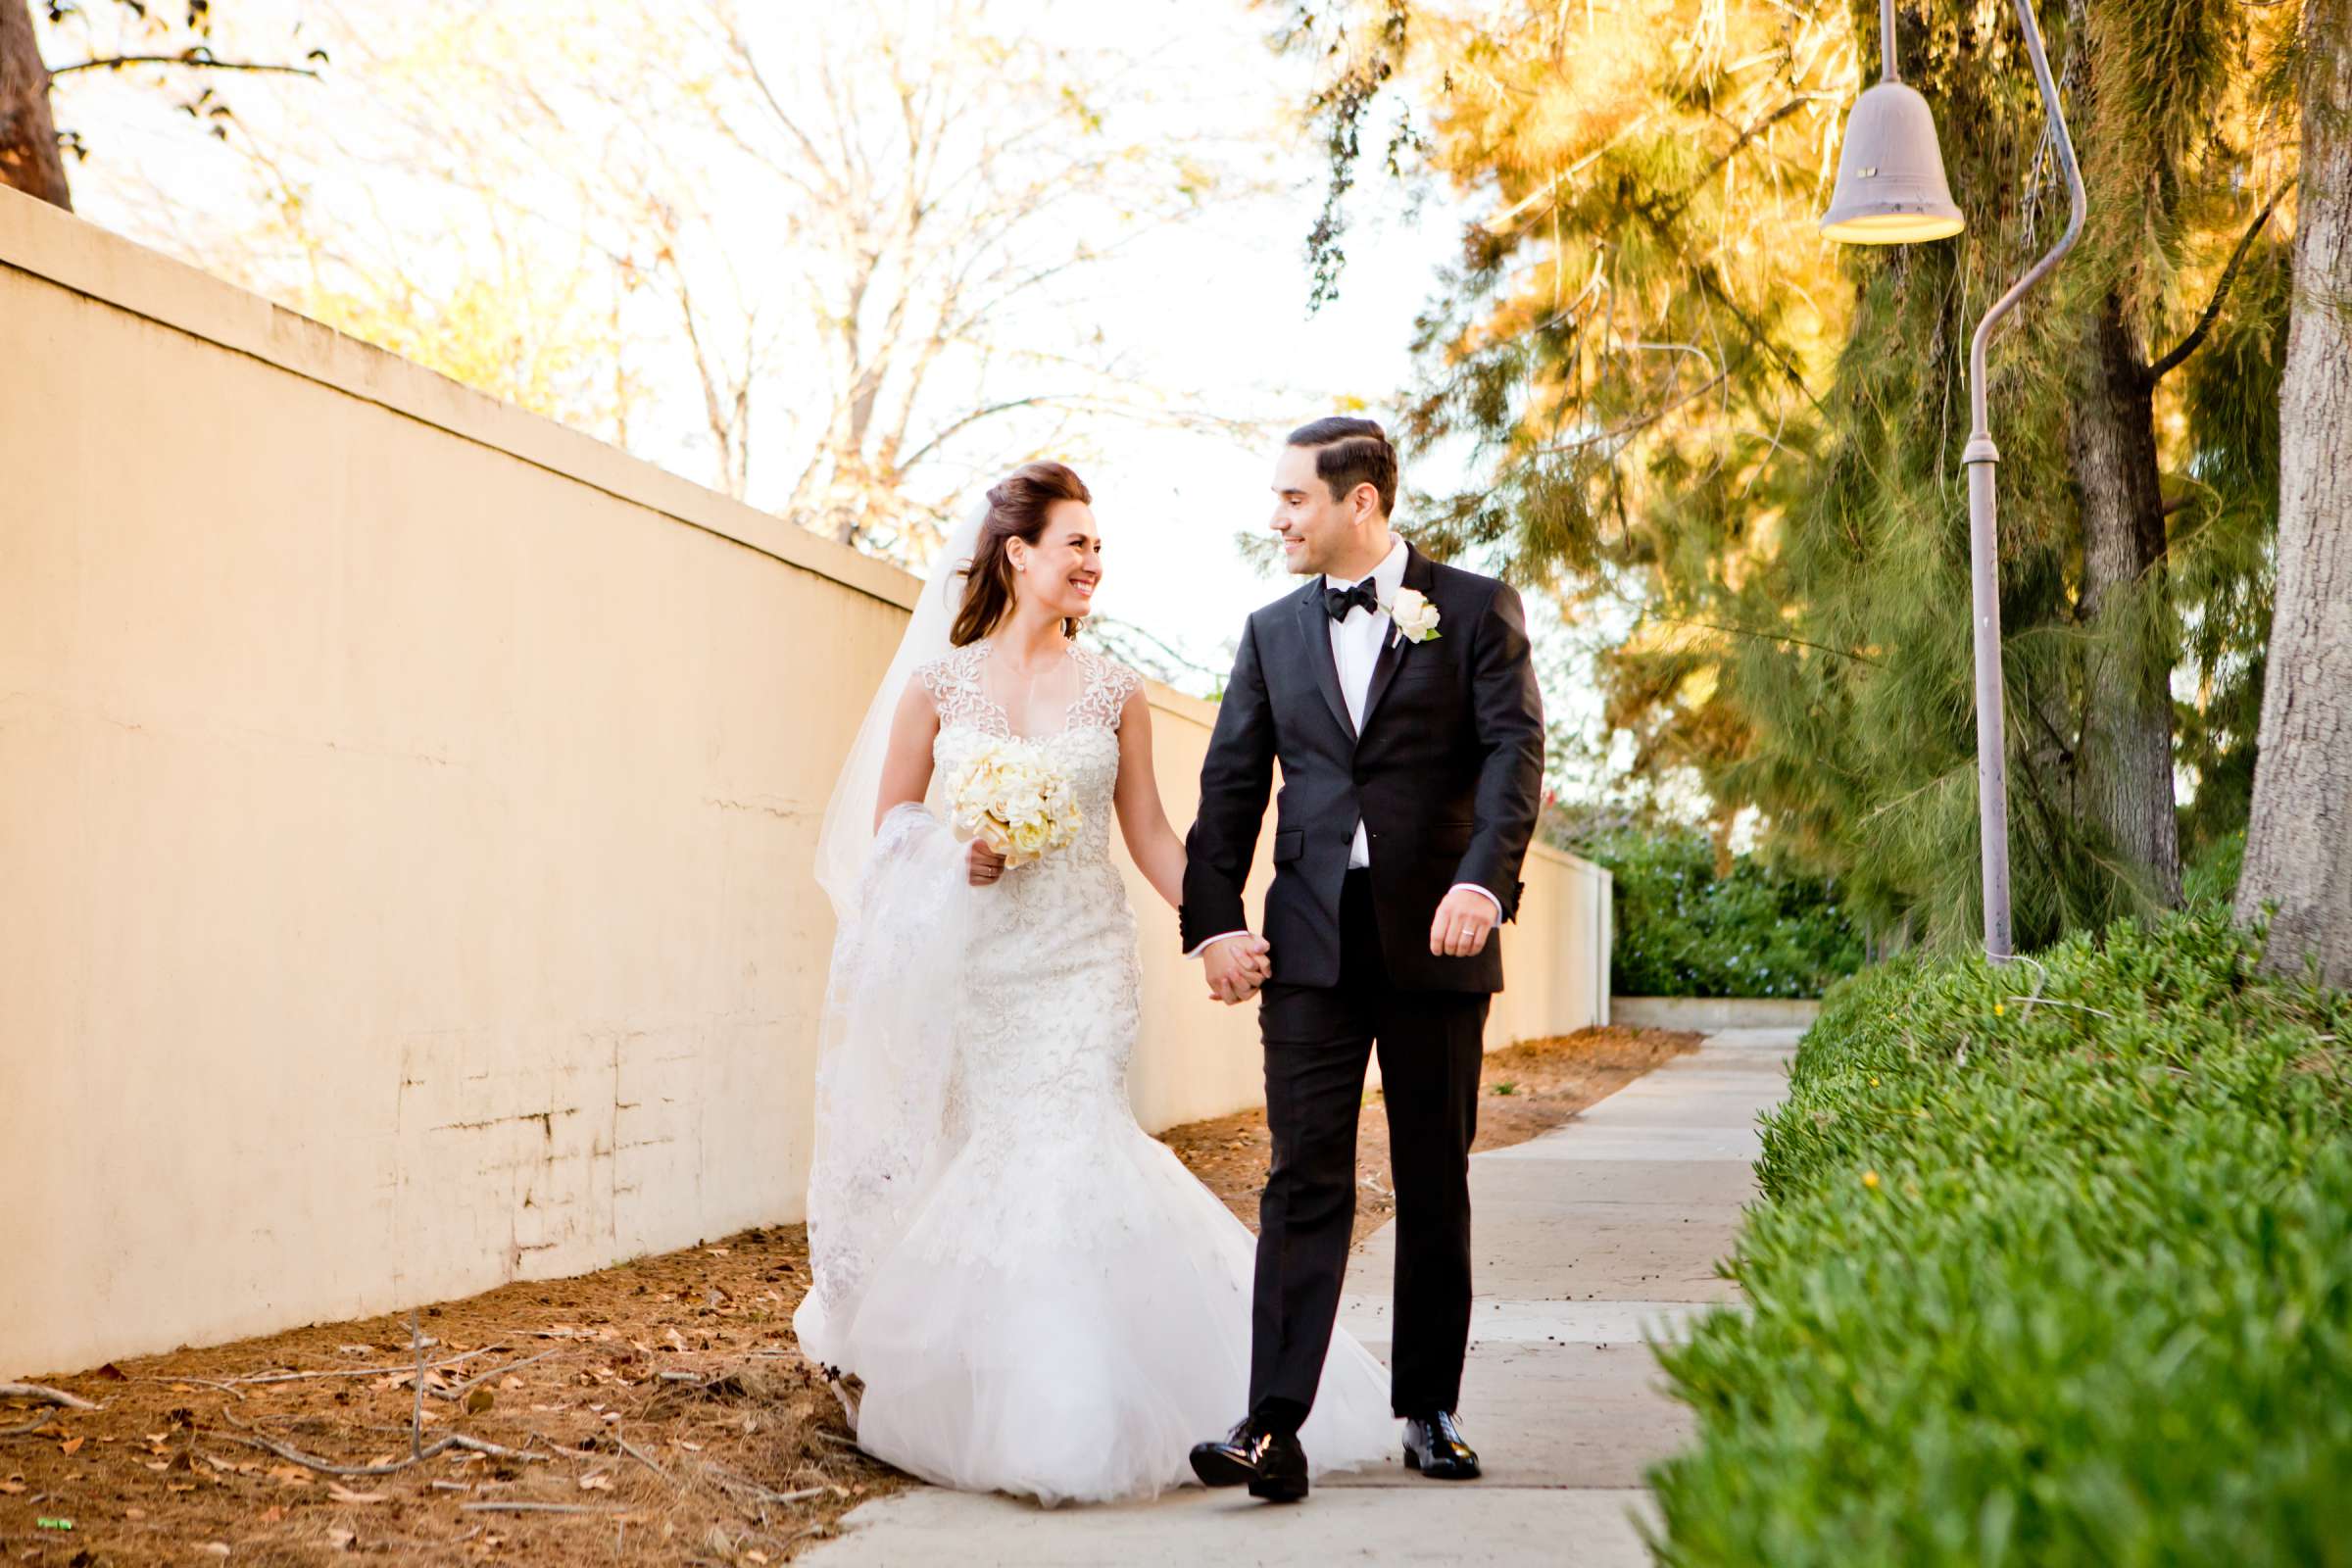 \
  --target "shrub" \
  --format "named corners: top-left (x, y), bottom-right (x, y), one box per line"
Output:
top-left (1649, 907), bottom-right (2352, 1567)
top-left (1574, 827), bottom-right (1864, 999)
top-left (2181, 827), bottom-right (2246, 911)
